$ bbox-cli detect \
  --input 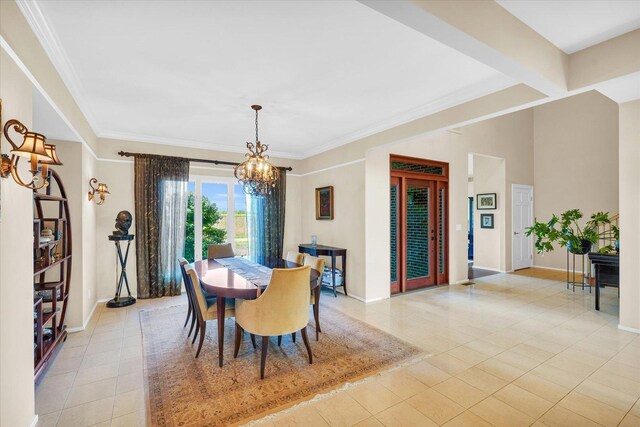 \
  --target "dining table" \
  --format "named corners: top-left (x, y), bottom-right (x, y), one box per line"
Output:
top-left (193, 257), bottom-right (321, 367)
